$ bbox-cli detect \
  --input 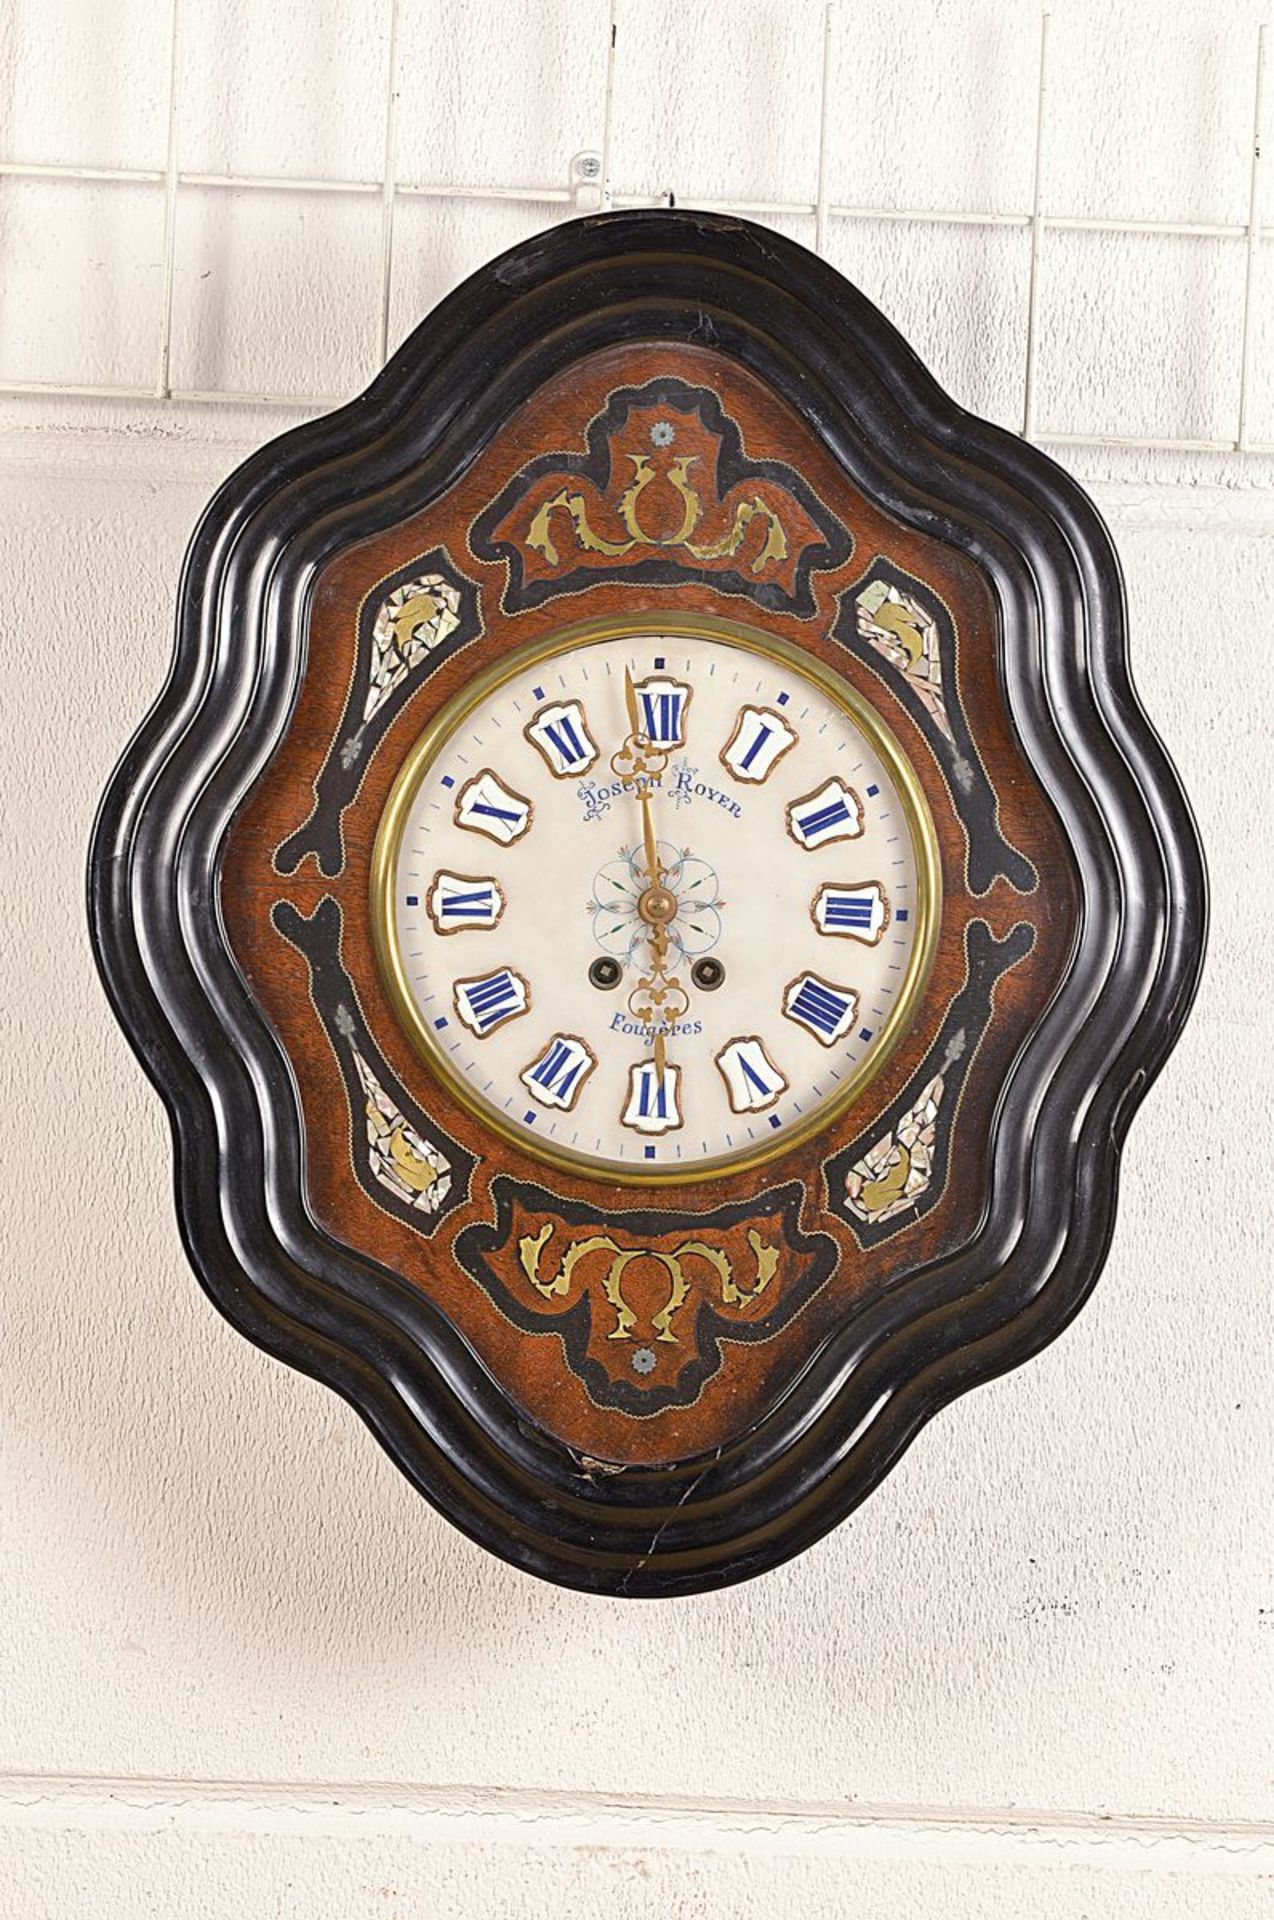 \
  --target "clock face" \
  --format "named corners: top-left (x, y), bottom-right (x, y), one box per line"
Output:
top-left (372, 618), bottom-right (940, 1184)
